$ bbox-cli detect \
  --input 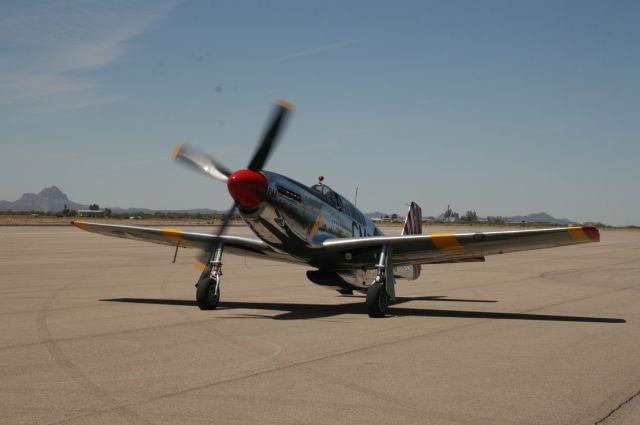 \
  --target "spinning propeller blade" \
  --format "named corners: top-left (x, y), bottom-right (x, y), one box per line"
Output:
top-left (247, 99), bottom-right (293, 172)
top-left (172, 142), bottom-right (232, 182)
top-left (172, 99), bottom-right (294, 270)
top-left (194, 201), bottom-right (238, 270)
